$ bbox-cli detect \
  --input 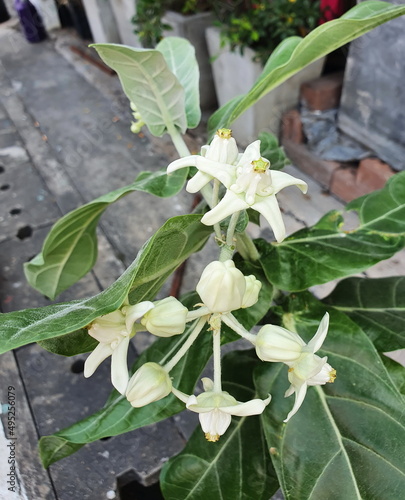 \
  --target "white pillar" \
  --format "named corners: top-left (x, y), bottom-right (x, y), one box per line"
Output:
top-left (82, 0), bottom-right (121, 43)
